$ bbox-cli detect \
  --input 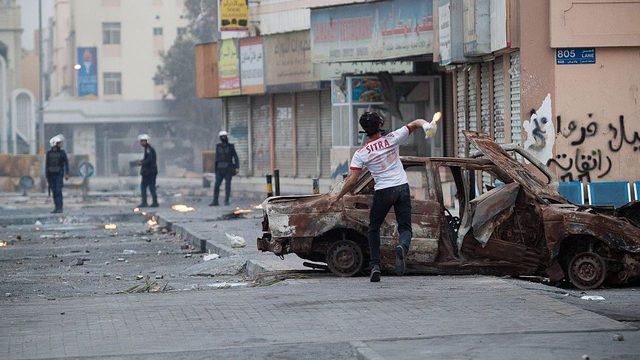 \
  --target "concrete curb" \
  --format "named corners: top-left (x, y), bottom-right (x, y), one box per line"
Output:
top-left (156, 213), bottom-right (274, 278)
